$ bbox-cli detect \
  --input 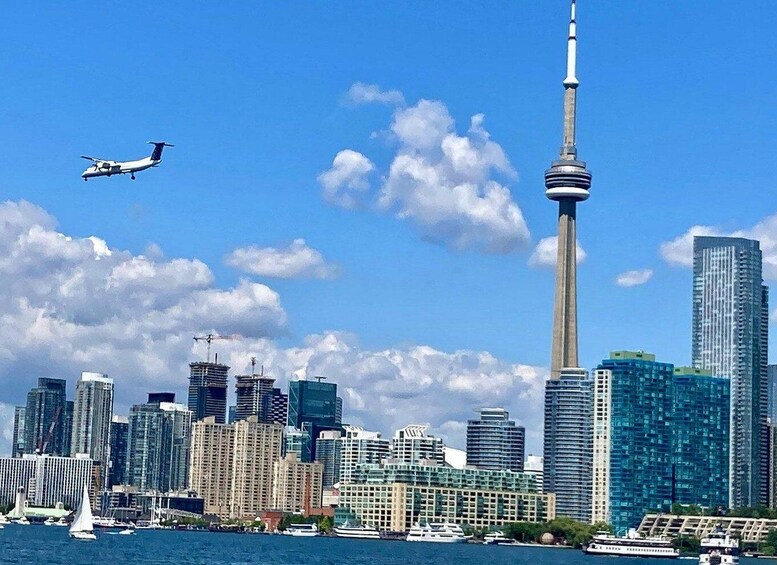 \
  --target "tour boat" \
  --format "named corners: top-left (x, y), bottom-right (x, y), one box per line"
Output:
top-left (406, 521), bottom-right (470, 543)
top-left (69, 484), bottom-right (97, 541)
top-left (333, 521), bottom-right (381, 540)
top-left (699, 527), bottom-right (739, 565)
top-left (283, 523), bottom-right (319, 537)
top-left (483, 530), bottom-right (516, 545)
top-left (583, 530), bottom-right (679, 558)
